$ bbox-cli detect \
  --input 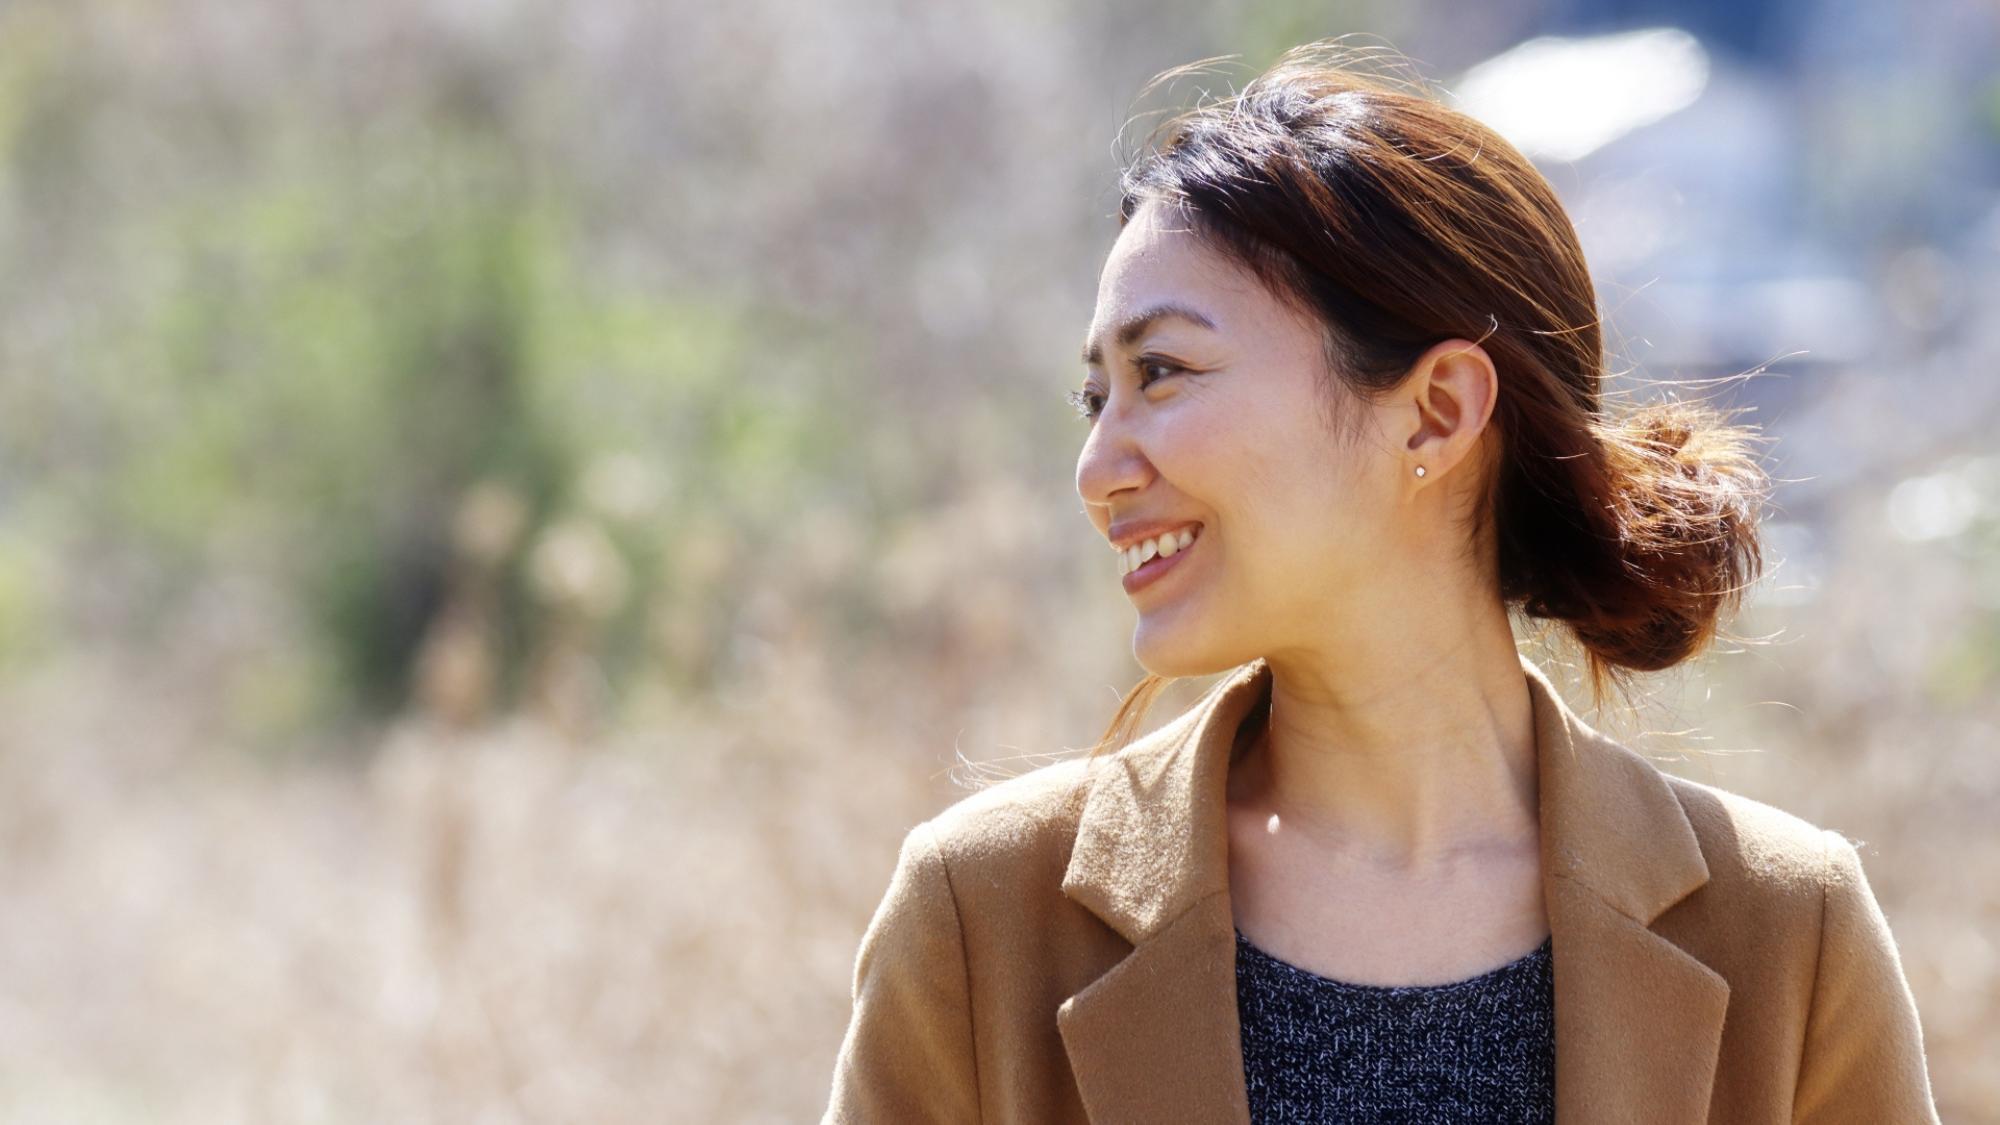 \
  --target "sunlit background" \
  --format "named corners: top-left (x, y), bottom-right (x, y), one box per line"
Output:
top-left (1, 0), bottom-right (1996, 1120)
